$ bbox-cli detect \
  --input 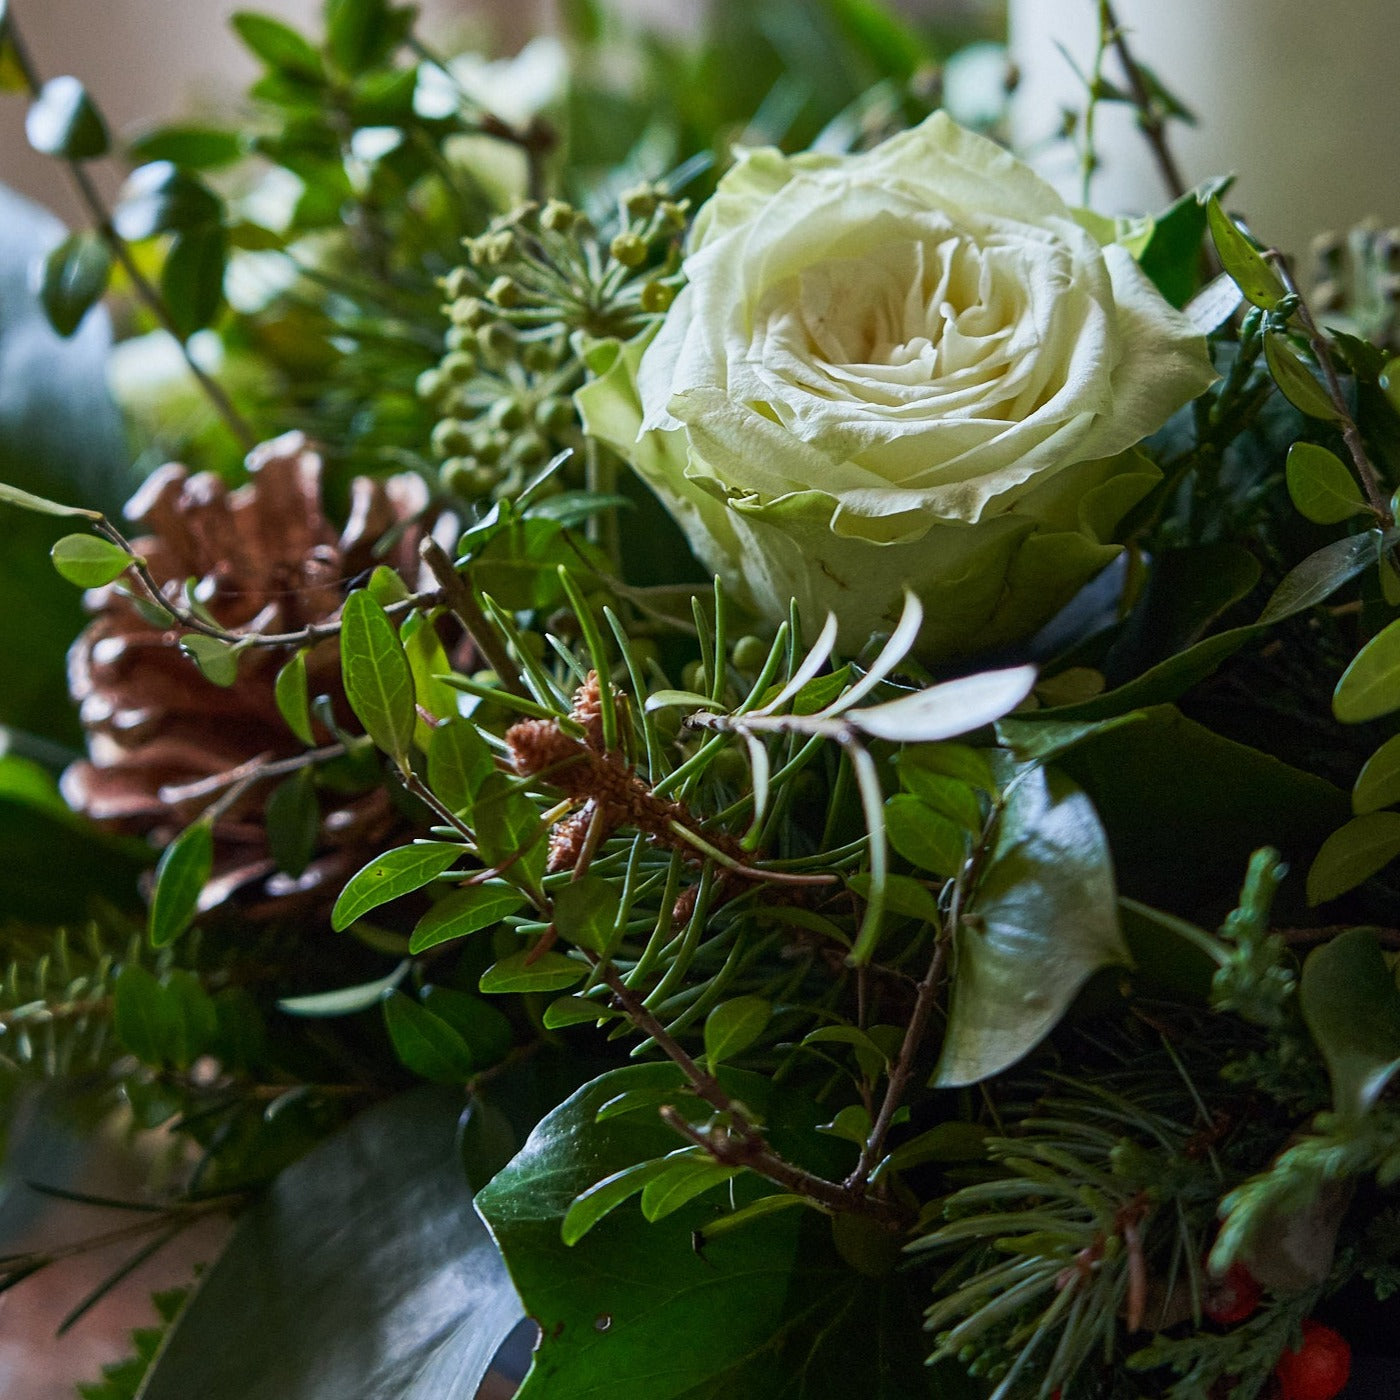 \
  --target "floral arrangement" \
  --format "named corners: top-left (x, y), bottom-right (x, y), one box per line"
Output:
top-left (2, 2), bottom-right (1399, 1398)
